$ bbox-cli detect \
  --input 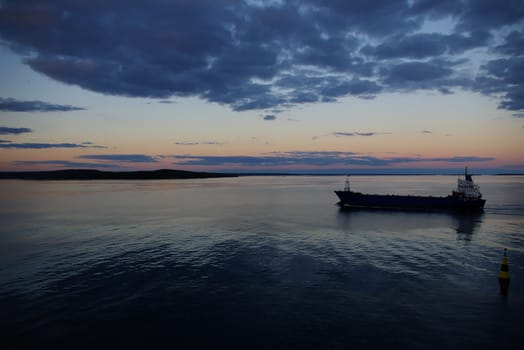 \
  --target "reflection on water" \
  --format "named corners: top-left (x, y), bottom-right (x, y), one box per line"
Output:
top-left (337, 207), bottom-right (484, 236)
top-left (453, 212), bottom-right (484, 236)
